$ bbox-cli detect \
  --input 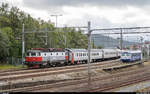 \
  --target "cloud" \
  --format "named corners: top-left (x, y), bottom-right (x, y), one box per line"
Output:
top-left (4, 0), bottom-right (150, 29)
top-left (23, 0), bottom-right (150, 10)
